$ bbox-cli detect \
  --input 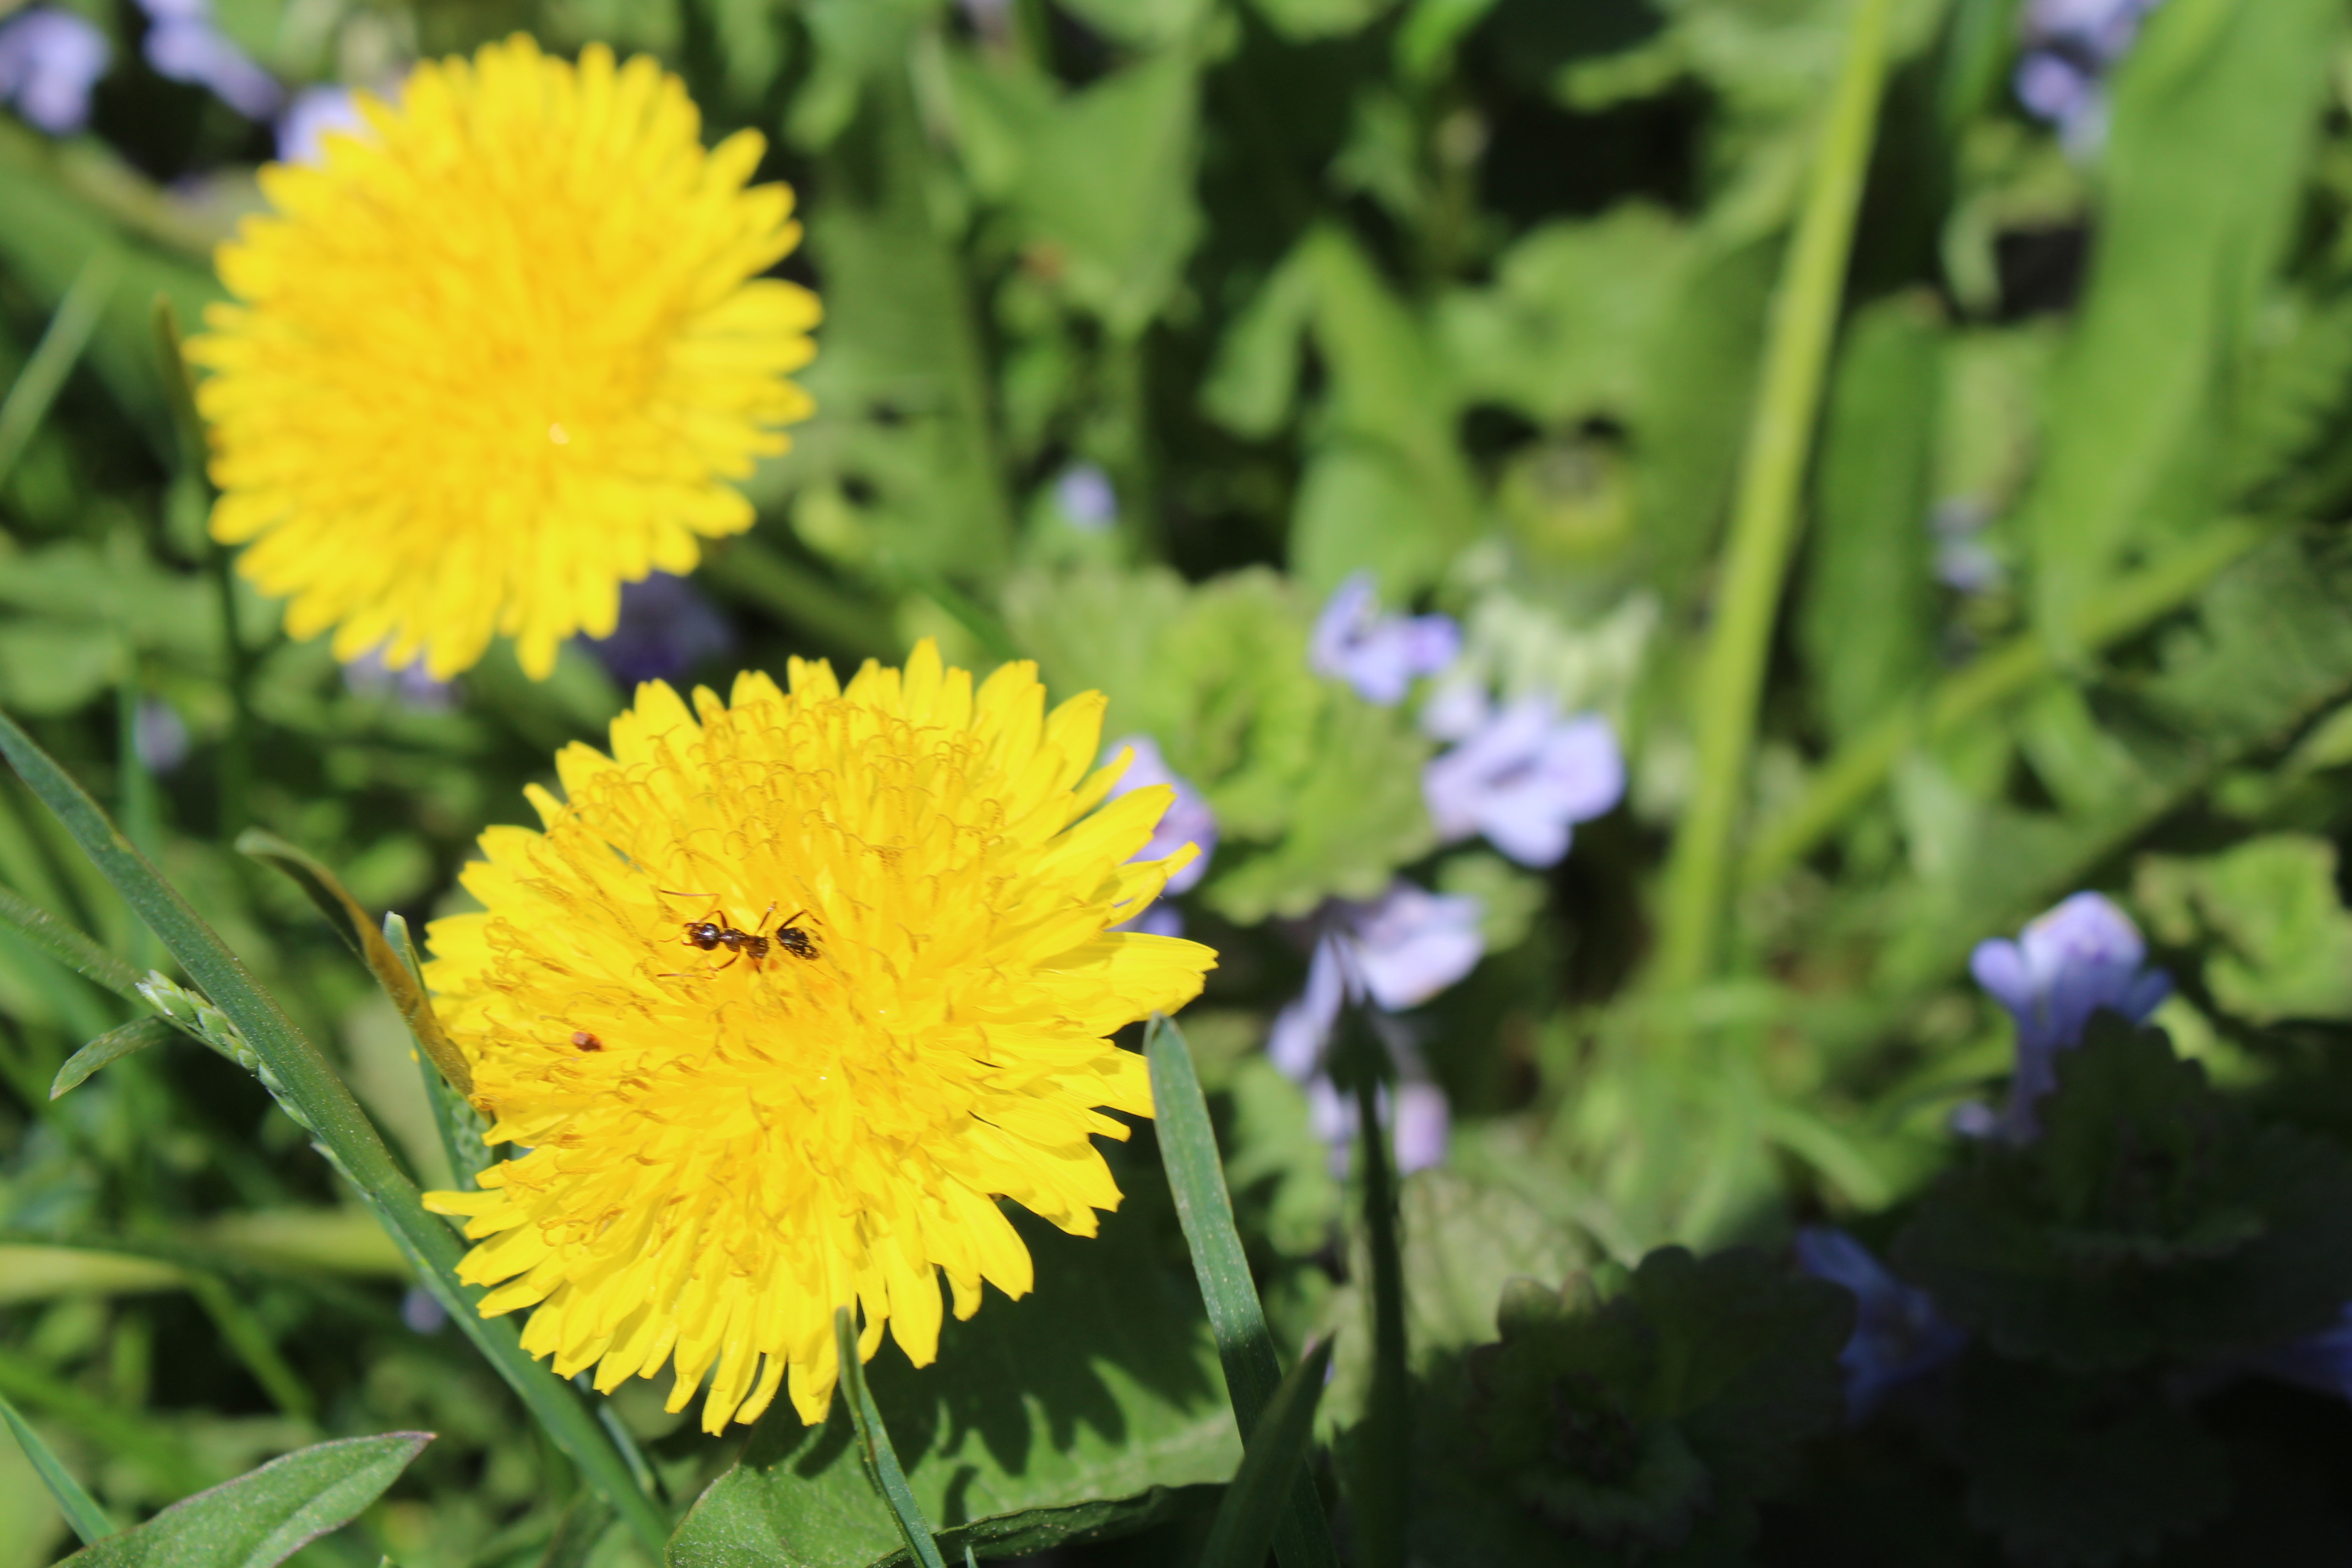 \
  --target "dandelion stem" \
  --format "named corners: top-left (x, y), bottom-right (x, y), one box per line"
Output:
top-left (834, 1306), bottom-right (946, 1568)
top-left (1650, 0), bottom-right (1898, 1001)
